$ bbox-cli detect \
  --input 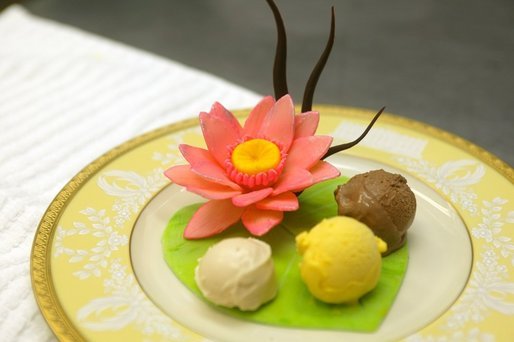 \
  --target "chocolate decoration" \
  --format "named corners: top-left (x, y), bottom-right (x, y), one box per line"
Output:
top-left (264, 1), bottom-right (385, 158)
top-left (322, 107), bottom-right (385, 159)
top-left (301, 7), bottom-right (335, 113)
top-left (266, 0), bottom-right (288, 99)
